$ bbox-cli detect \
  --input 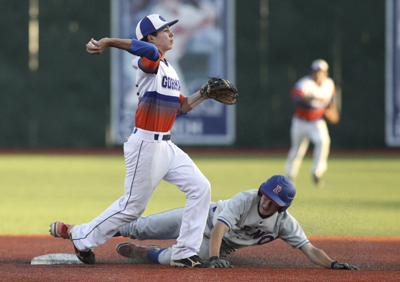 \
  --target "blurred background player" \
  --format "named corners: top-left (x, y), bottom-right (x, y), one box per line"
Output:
top-left (284, 59), bottom-right (339, 186)
top-left (114, 175), bottom-right (358, 270)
